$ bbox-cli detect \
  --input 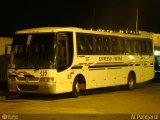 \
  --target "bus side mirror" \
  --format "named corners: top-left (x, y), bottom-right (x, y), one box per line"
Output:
top-left (5, 44), bottom-right (12, 59)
